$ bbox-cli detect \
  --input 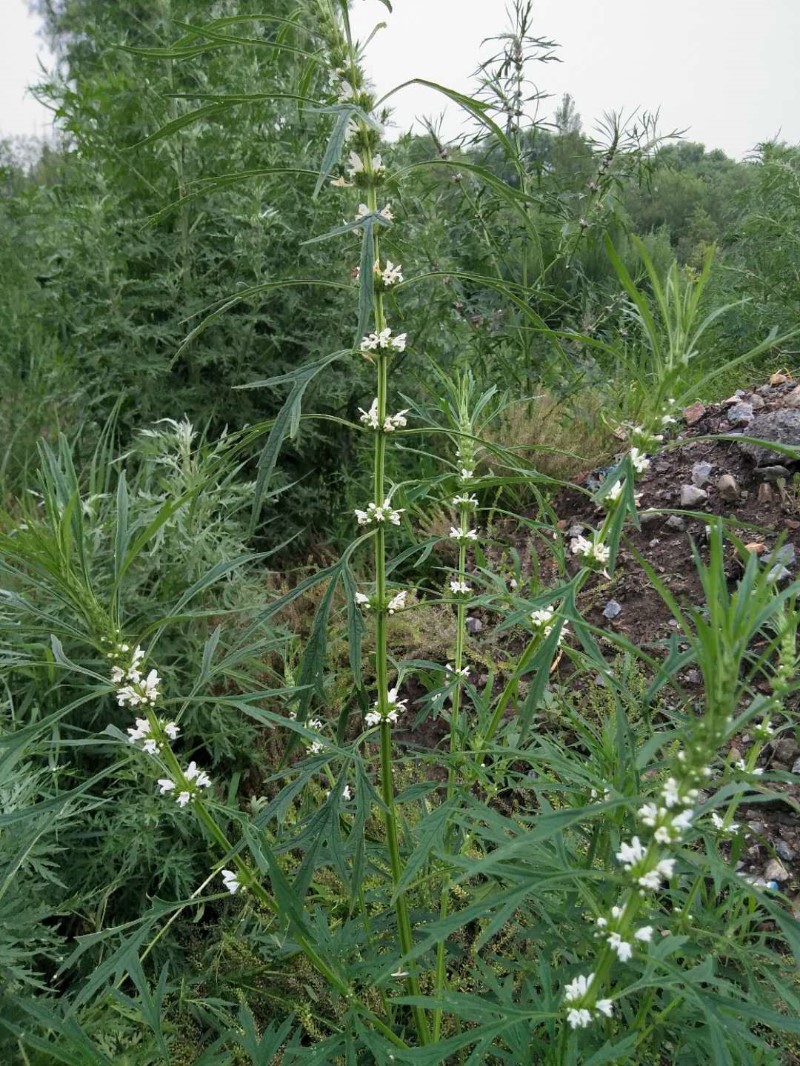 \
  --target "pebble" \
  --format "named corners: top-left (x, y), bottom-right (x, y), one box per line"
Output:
top-left (765, 543), bottom-right (796, 567)
top-left (716, 473), bottom-right (739, 501)
top-left (755, 465), bottom-right (791, 482)
top-left (665, 515), bottom-right (686, 532)
top-left (685, 669), bottom-right (702, 685)
top-left (750, 393), bottom-right (766, 410)
top-left (748, 821), bottom-right (766, 836)
top-left (602, 599), bottom-right (622, 619)
top-left (727, 402), bottom-right (754, 424)
top-left (691, 460), bottom-right (713, 486)
top-left (764, 858), bottom-right (790, 882)
top-left (757, 482), bottom-right (774, 504)
top-left (680, 484), bottom-right (708, 507)
top-left (792, 757), bottom-right (800, 775)
top-left (776, 840), bottom-right (797, 862)
top-left (786, 384), bottom-right (800, 407)
top-left (771, 737), bottom-right (800, 762)
top-left (466, 616), bottom-right (483, 634)
top-left (683, 401), bottom-right (706, 425)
